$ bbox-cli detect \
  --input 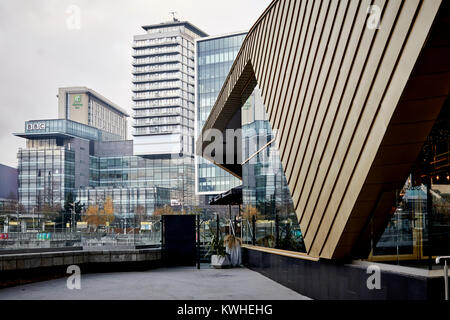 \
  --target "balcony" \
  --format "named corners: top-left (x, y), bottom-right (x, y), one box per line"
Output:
top-left (133, 99), bottom-right (182, 109)
top-left (132, 46), bottom-right (181, 58)
top-left (133, 126), bottom-right (181, 136)
top-left (133, 109), bottom-right (181, 119)
top-left (132, 54), bottom-right (181, 66)
top-left (132, 117), bottom-right (181, 127)
top-left (132, 90), bottom-right (182, 101)
top-left (132, 37), bottom-right (179, 49)
top-left (132, 81), bottom-right (181, 93)
top-left (132, 72), bottom-right (182, 83)
top-left (133, 63), bottom-right (182, 75)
